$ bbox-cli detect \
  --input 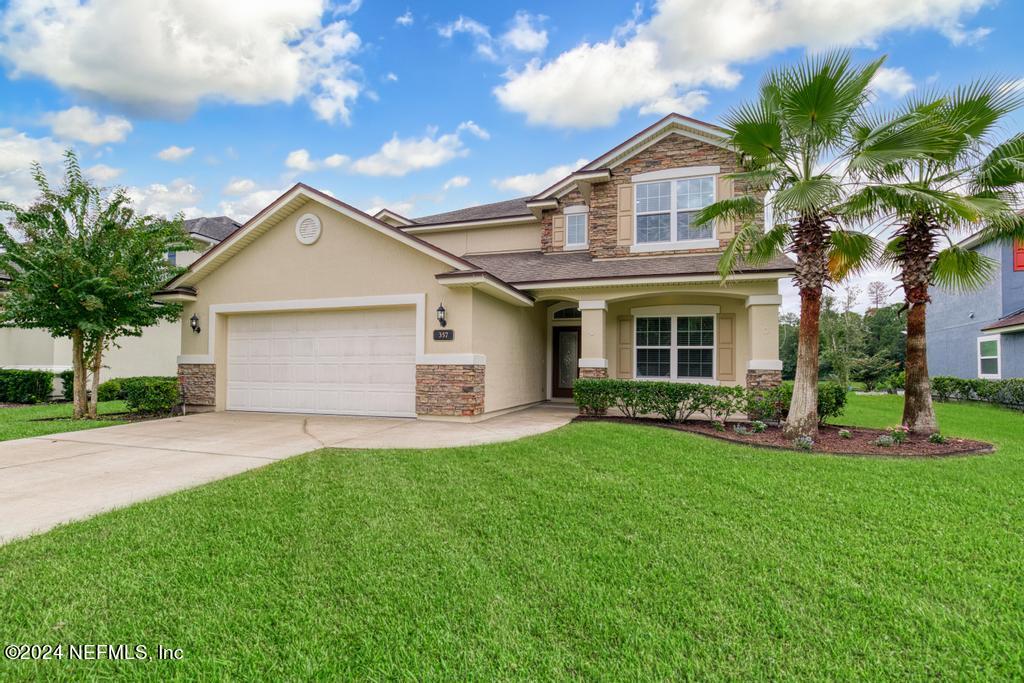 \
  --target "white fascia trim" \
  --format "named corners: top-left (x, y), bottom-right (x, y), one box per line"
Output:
top-left (374, 209), bottom-right (414, 226)
top-left (207, 294), bottom-right (427, 361)
top-left (746, 294), bottom-right (783, 307)
top-left (582, 122), bottom-right (731, 172)
top-left (578, 300), bottom-right (607, 310)
top-left (578, 358), bottom-right (608, 369)
top-left (630, 239), bottom-right (719, 253)
top-left (748, 359), bottom-right (783, 371)
top-left (403, 215), bottom-right (537, 233)
top-left (986, 323), bottom-right (1024, 334)
top-left (171, 186), bottom-right (470, 287)
top-left (563, 204), bottom-right (589, 214)
top-left (519, 271), bottom-right (790, 290)
top-left (417, 353), bottom-right (486, 365)
top-left (436, 274), bottom-right (533, 306)
top-left (154, 292), bottom-right (198, 302)
top-left (632, 165), bottom-right (720, 183)
top-left (536, 170), bottom-right (611, 200)
top-left (177, 354), bottom-right (215, 365)
top-left (632, 304), bottom-right (719, 316)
